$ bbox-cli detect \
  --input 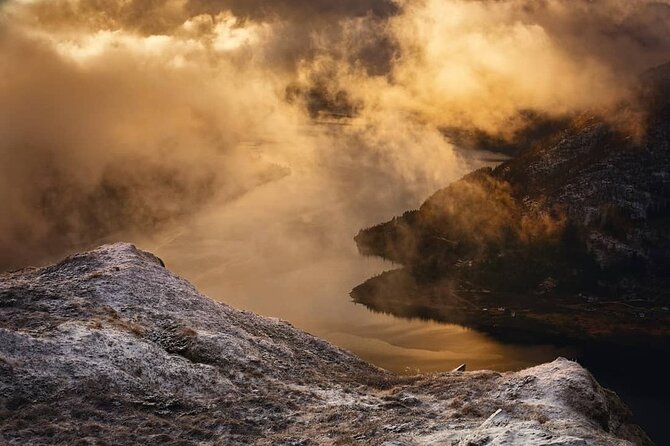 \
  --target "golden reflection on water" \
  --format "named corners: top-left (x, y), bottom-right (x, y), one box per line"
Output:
top-left (142, 163), bottom-right (571, 374)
